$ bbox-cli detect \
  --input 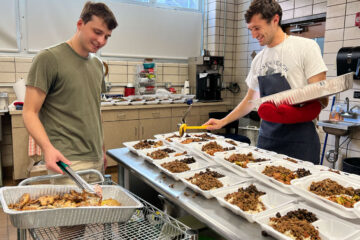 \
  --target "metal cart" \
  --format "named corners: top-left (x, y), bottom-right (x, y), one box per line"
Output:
top-left (12, 170), bottom-right (197, 240)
